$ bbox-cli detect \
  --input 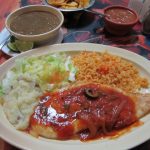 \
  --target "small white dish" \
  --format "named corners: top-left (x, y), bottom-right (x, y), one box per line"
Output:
top-left (1, 28), bottom-right (63, 57)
